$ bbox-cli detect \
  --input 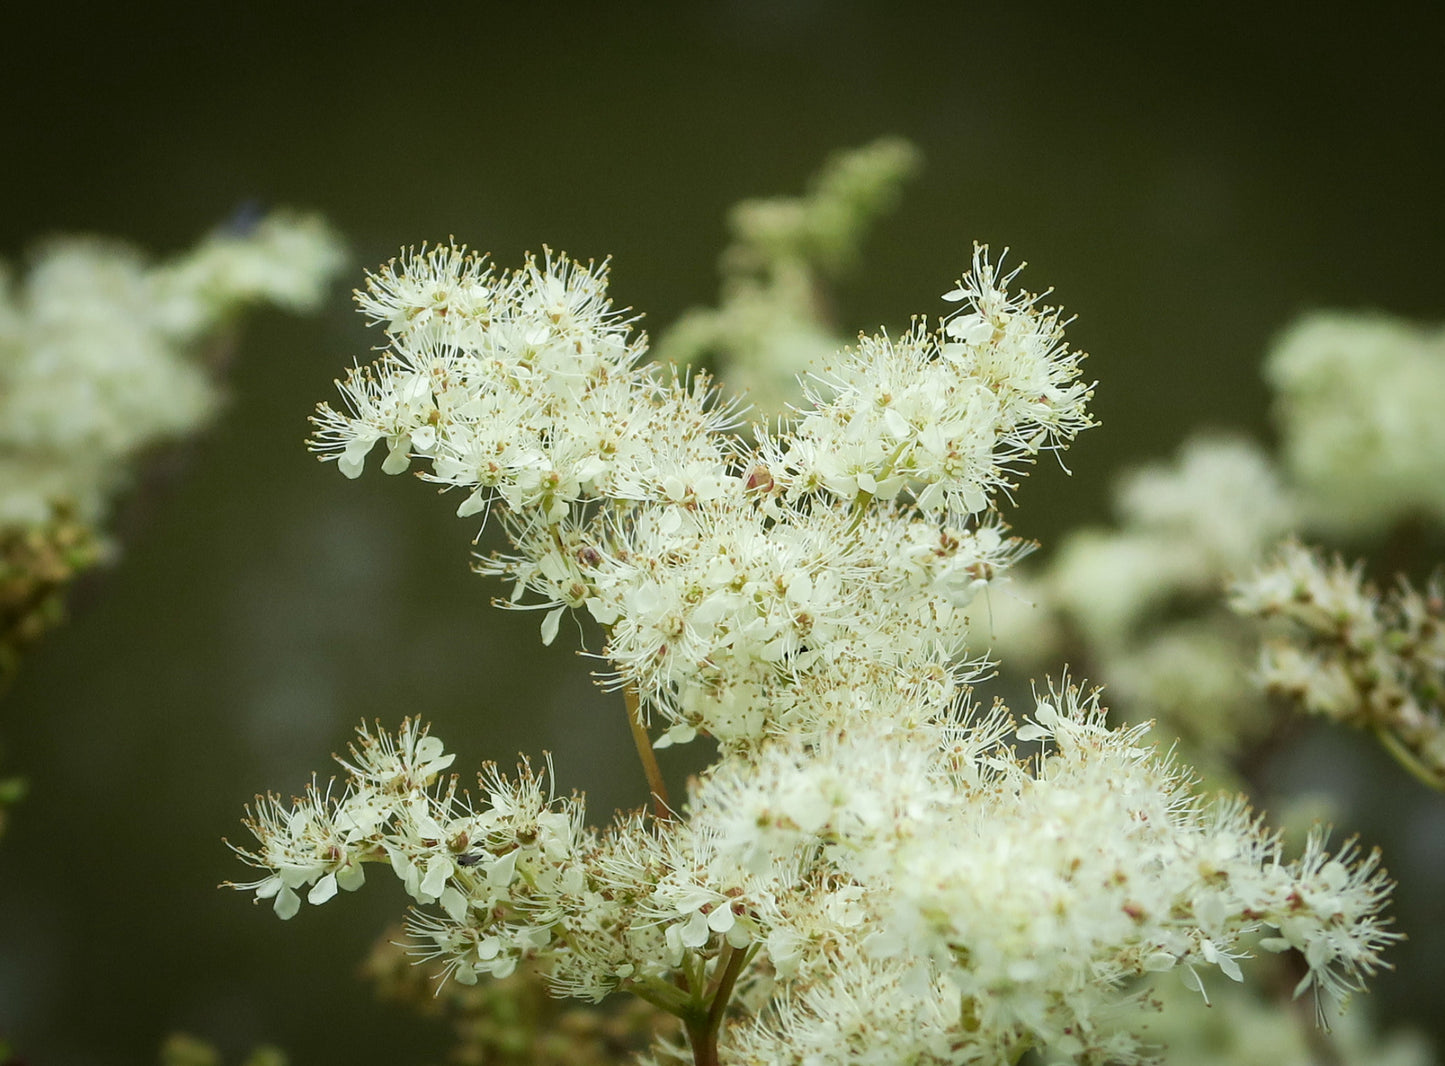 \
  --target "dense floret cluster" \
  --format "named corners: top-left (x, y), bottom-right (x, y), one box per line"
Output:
top-left (232, 245), bottom-right (1394, 1065)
